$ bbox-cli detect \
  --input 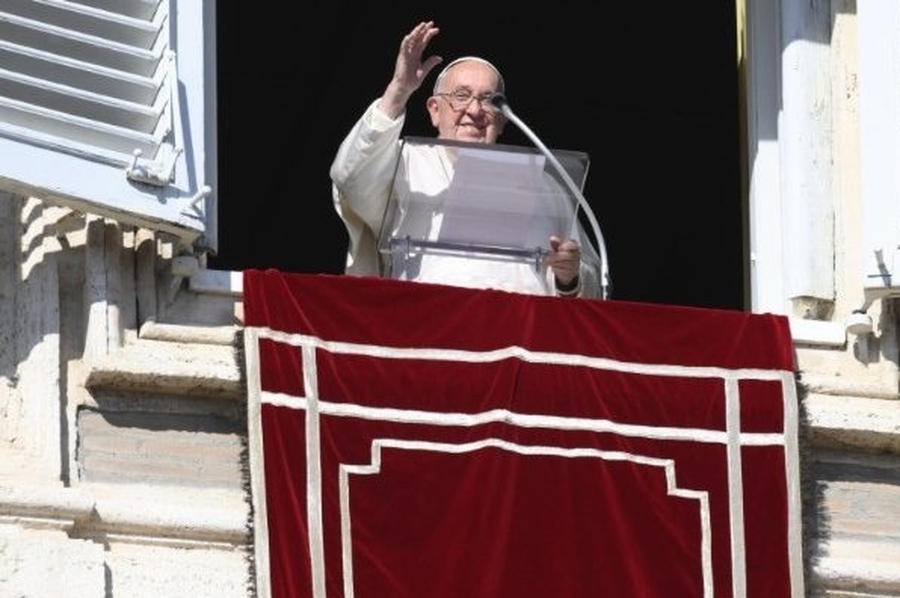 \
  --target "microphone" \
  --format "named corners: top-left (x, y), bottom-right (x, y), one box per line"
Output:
top-left (488, 92), bottom-right (509, 111)
top-left (489, 93), bottom-right (611, 299)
